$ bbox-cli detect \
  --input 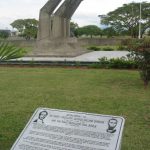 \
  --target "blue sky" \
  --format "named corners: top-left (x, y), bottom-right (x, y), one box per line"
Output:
top-left (0, 0), bottom-right (149, 29)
